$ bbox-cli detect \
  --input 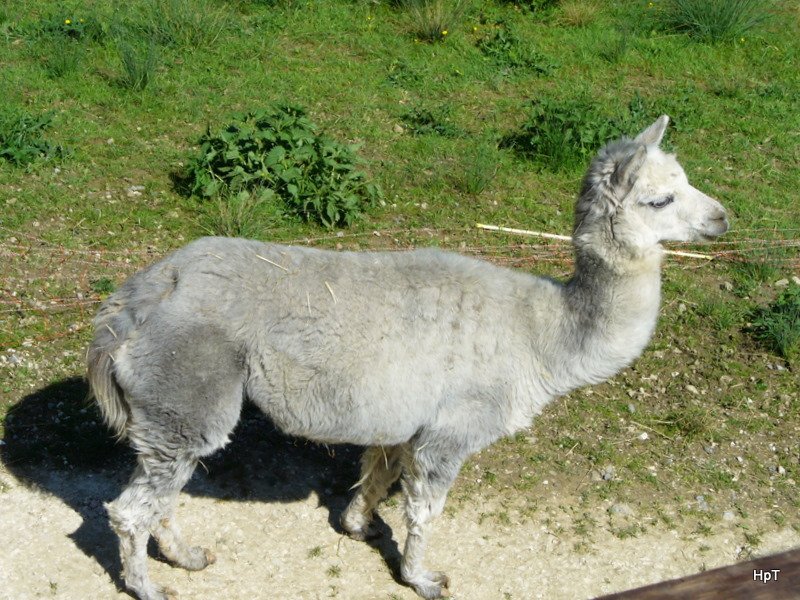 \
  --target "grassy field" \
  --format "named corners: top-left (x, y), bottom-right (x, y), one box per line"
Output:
top-left (1, 0), bottom-right (799, 554)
